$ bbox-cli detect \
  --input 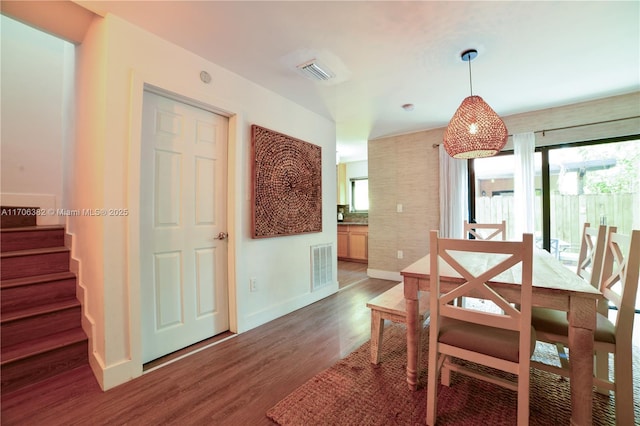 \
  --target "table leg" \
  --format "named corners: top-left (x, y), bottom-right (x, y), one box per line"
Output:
top-left (404, 277), bottom-right (420, 391)
top-left (568, 297), bottom-right (596, 426)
